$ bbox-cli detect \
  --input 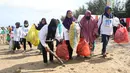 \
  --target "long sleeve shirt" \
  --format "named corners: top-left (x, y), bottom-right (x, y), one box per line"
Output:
top-left (39, 25), bottom-right (62, 47)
